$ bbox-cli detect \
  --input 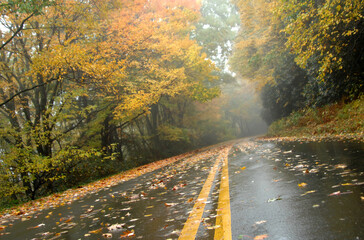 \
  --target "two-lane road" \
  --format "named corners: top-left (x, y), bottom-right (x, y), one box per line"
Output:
top-left (0, 138), bottom-right (363, 239)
